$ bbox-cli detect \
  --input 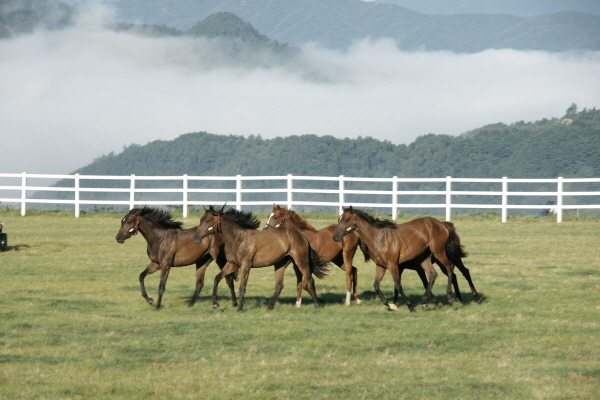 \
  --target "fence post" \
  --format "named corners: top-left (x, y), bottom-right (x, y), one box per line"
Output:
top-left (338, 175), bottom-right (345, 215)
top-left (182, 174), bottom-right (188, 218)
top-left (287, 174), bottom-right (293, 209)
top-left (74, 173), bottom-right (80, 218)
top-left (557, 177), bottom-right (563, 223)
top-left (21, 172), bottom-right (27, 216)
top-left (445, 176), bottom-right (452, 221)
top-left (129, 174), bottom-right (135, 210)
top-left (392, 176), bottom-right (398, 221)
top-left (236, 175), bottom-right (242, 210)
top-left (501, 177), bottom-right (508, 223)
